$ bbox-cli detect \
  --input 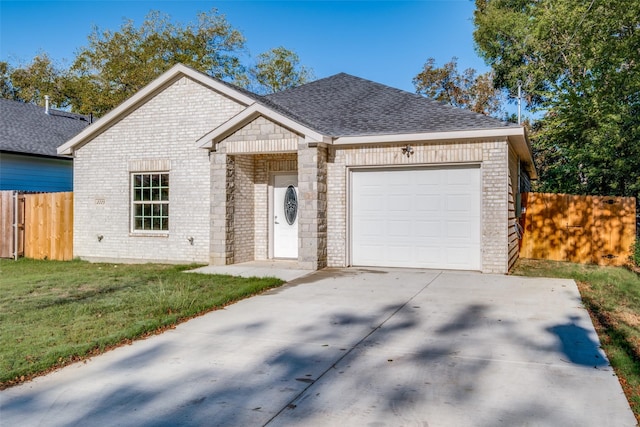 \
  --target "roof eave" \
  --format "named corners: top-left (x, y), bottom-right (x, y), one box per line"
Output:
top-left (1, 149), bottom-right (73, 160)
top-left (508, 128), bottom-right (538, 179)
top-left (333, 127), bottom-right (537, 179)
top-left (57, 64), bottom-right (256, 156)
